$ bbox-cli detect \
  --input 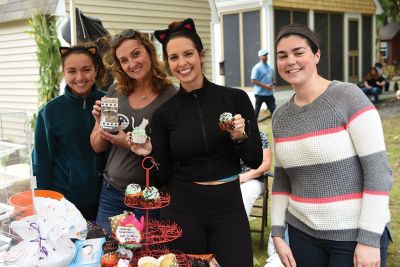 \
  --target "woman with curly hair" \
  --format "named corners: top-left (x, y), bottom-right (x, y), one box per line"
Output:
top-left (90, 29), bottom-right (176, 233)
